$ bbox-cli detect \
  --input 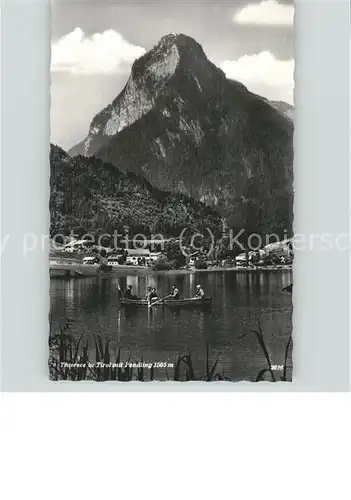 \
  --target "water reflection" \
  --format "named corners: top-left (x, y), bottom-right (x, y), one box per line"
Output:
top-left (50, 270), bottom-right (293, 381)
